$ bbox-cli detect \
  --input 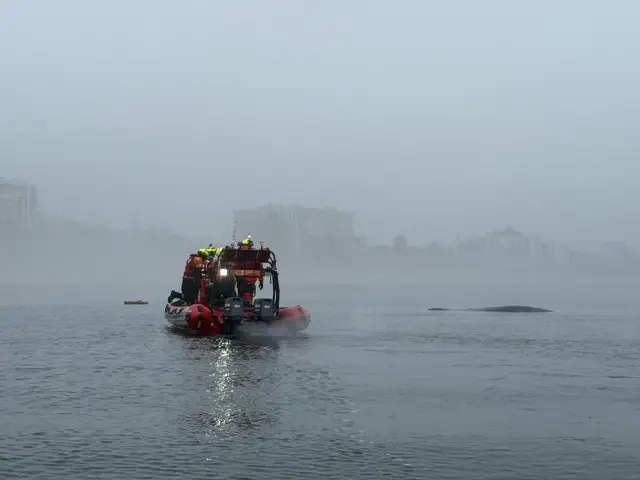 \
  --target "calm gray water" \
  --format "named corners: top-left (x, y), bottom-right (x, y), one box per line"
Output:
top-left (1, 280), bottom-right (640, 479)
